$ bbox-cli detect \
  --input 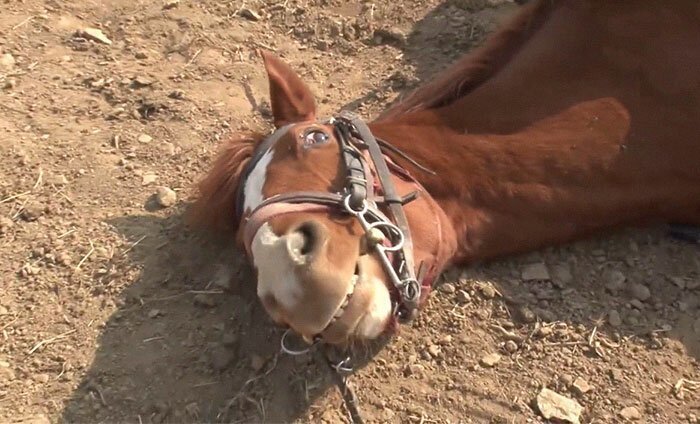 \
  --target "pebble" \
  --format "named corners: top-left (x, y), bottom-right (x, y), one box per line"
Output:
top-left (77, 27), bottom-right (112, 45)
top-left (479, 353), bottom-right (501, 368)
top-left (239, 8), bottom-right (262, 21)
top-left (3, 78), bottom-right (17, 89)
top-left (609, 368), bottom-right (624, 382)
top-left (670, 277), bottom-right (686, 289)
top-left (536, 387), bottom-right (582, 424)
top-left (404, 363), bottom-right (425, 377)
top-left (619, 406), bottom-right (641, 421)
top-left (1, 53), bottom-right (15, 69)
top-left (559, 374), bottom-right (574, 387)
top-left (193, 294), bottom-right (216, 308)
top-left (427, 344), bottom-right (441, 358)
top-left (373, 27), bottom-right (407, 47)
top-left (250, 354), bottom-right (266, 372)
top-left (504, 340), bottom-right (518, 353)
top-left (438, 335), bottom-right (452, 345)
top-left (440, 282), bottom-right (456, 294)
top-left (629, 284), bottom-right (651, 302)
top-left (141, 173), bottom-right (158, 186)
top-left (629, 299), bottom-right (644, 310)
top-left (162, 0), bottom-right (180, 9)
top-left (154, 186), bottom-right (177, 207)
top-left (603, 269), bottom-right (626, 293)
top-left (35, 373), bottom-right (50, 384)
top-left (0, 305), bottom-right (8, 315)
top-left (148, 309), bottom-right (161, 318)
top-left (137, 133), bottom-right (153, 144)
top-left (480, 284), bottom-right (496, 299)
top-left (210, 346), bottom-right (235, 371)
top-left (608, 309), bottom-right (623, 327)
top-left (522, 262), bottom-right (550, 281)
top-left (456, 289), bottom-right (471, 303)
top-left (47, 174), bottom-right (68, 186)
top-left (0, 216), bottom-right (14, 233)
top-left (550, 263), bottom-right (573, 287)
top-left (572, 377), bottom-right (593, 395)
